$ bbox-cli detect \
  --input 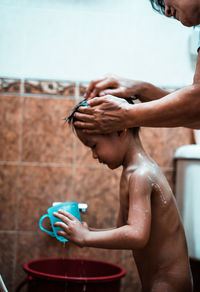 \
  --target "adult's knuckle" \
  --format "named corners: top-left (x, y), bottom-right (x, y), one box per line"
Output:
top-left (90, 79), bottom-right (96, 85)
top-left (110, 76), bottom-right (116, 82)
